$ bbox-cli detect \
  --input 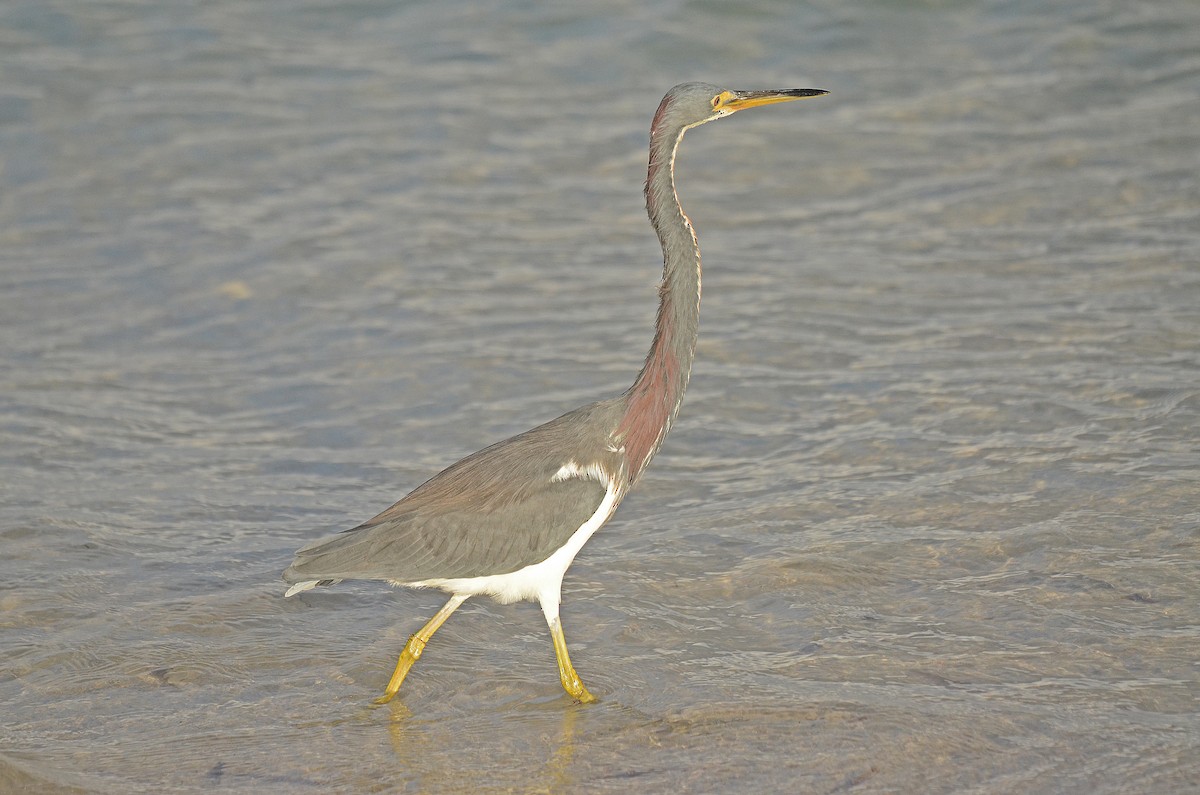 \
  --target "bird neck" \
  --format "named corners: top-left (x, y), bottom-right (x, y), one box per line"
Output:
top-left (616, 110), bottom-right (702, 484)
